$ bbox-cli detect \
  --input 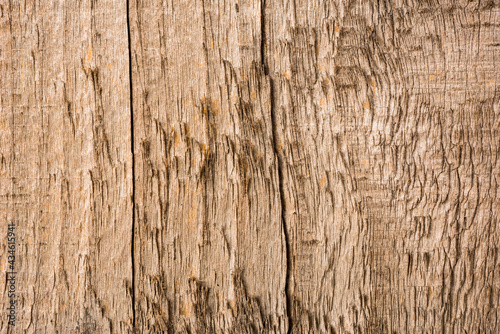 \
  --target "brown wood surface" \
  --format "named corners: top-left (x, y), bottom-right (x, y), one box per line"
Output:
top-left (1, 0), bottom-right (499, 333)
top-left (0, 0), bottom-right (134, 332)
